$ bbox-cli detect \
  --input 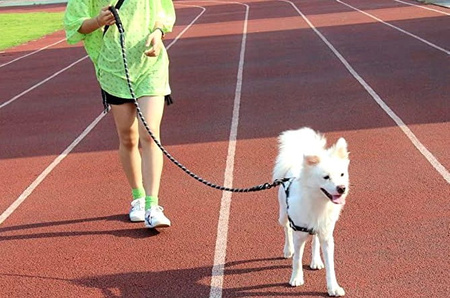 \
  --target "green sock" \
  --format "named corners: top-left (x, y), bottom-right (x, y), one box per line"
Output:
top-left (145, 196), bottom-right (158, 210)
top-left (132, 188), bottom-right (146, 200)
